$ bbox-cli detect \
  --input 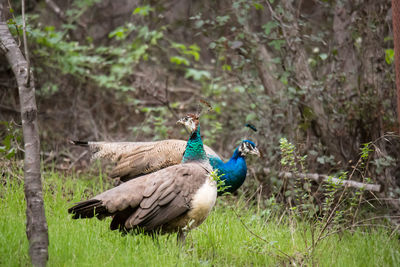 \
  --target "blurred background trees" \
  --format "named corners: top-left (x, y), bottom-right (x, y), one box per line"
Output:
top-left (1, 0), bottom-right (399, 213)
